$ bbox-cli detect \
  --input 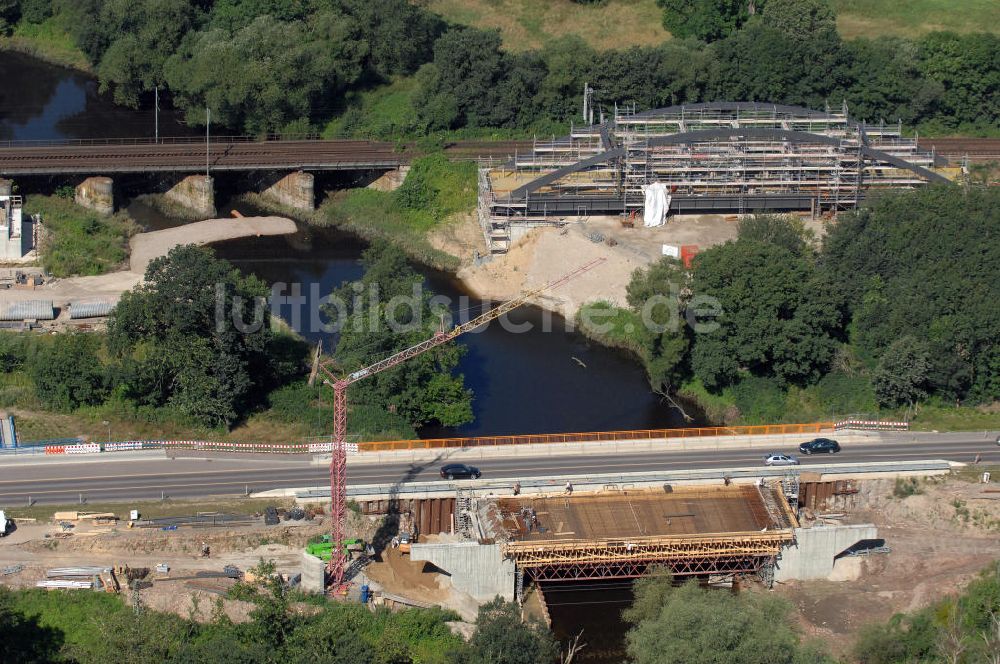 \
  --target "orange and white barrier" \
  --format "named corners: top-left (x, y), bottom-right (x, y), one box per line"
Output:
top-left (834, 420), bottom-right (909, 431)
top-left (65, 444), bottom-right (101, 454)
top-left (44, 445), bottom-right (65, 455)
